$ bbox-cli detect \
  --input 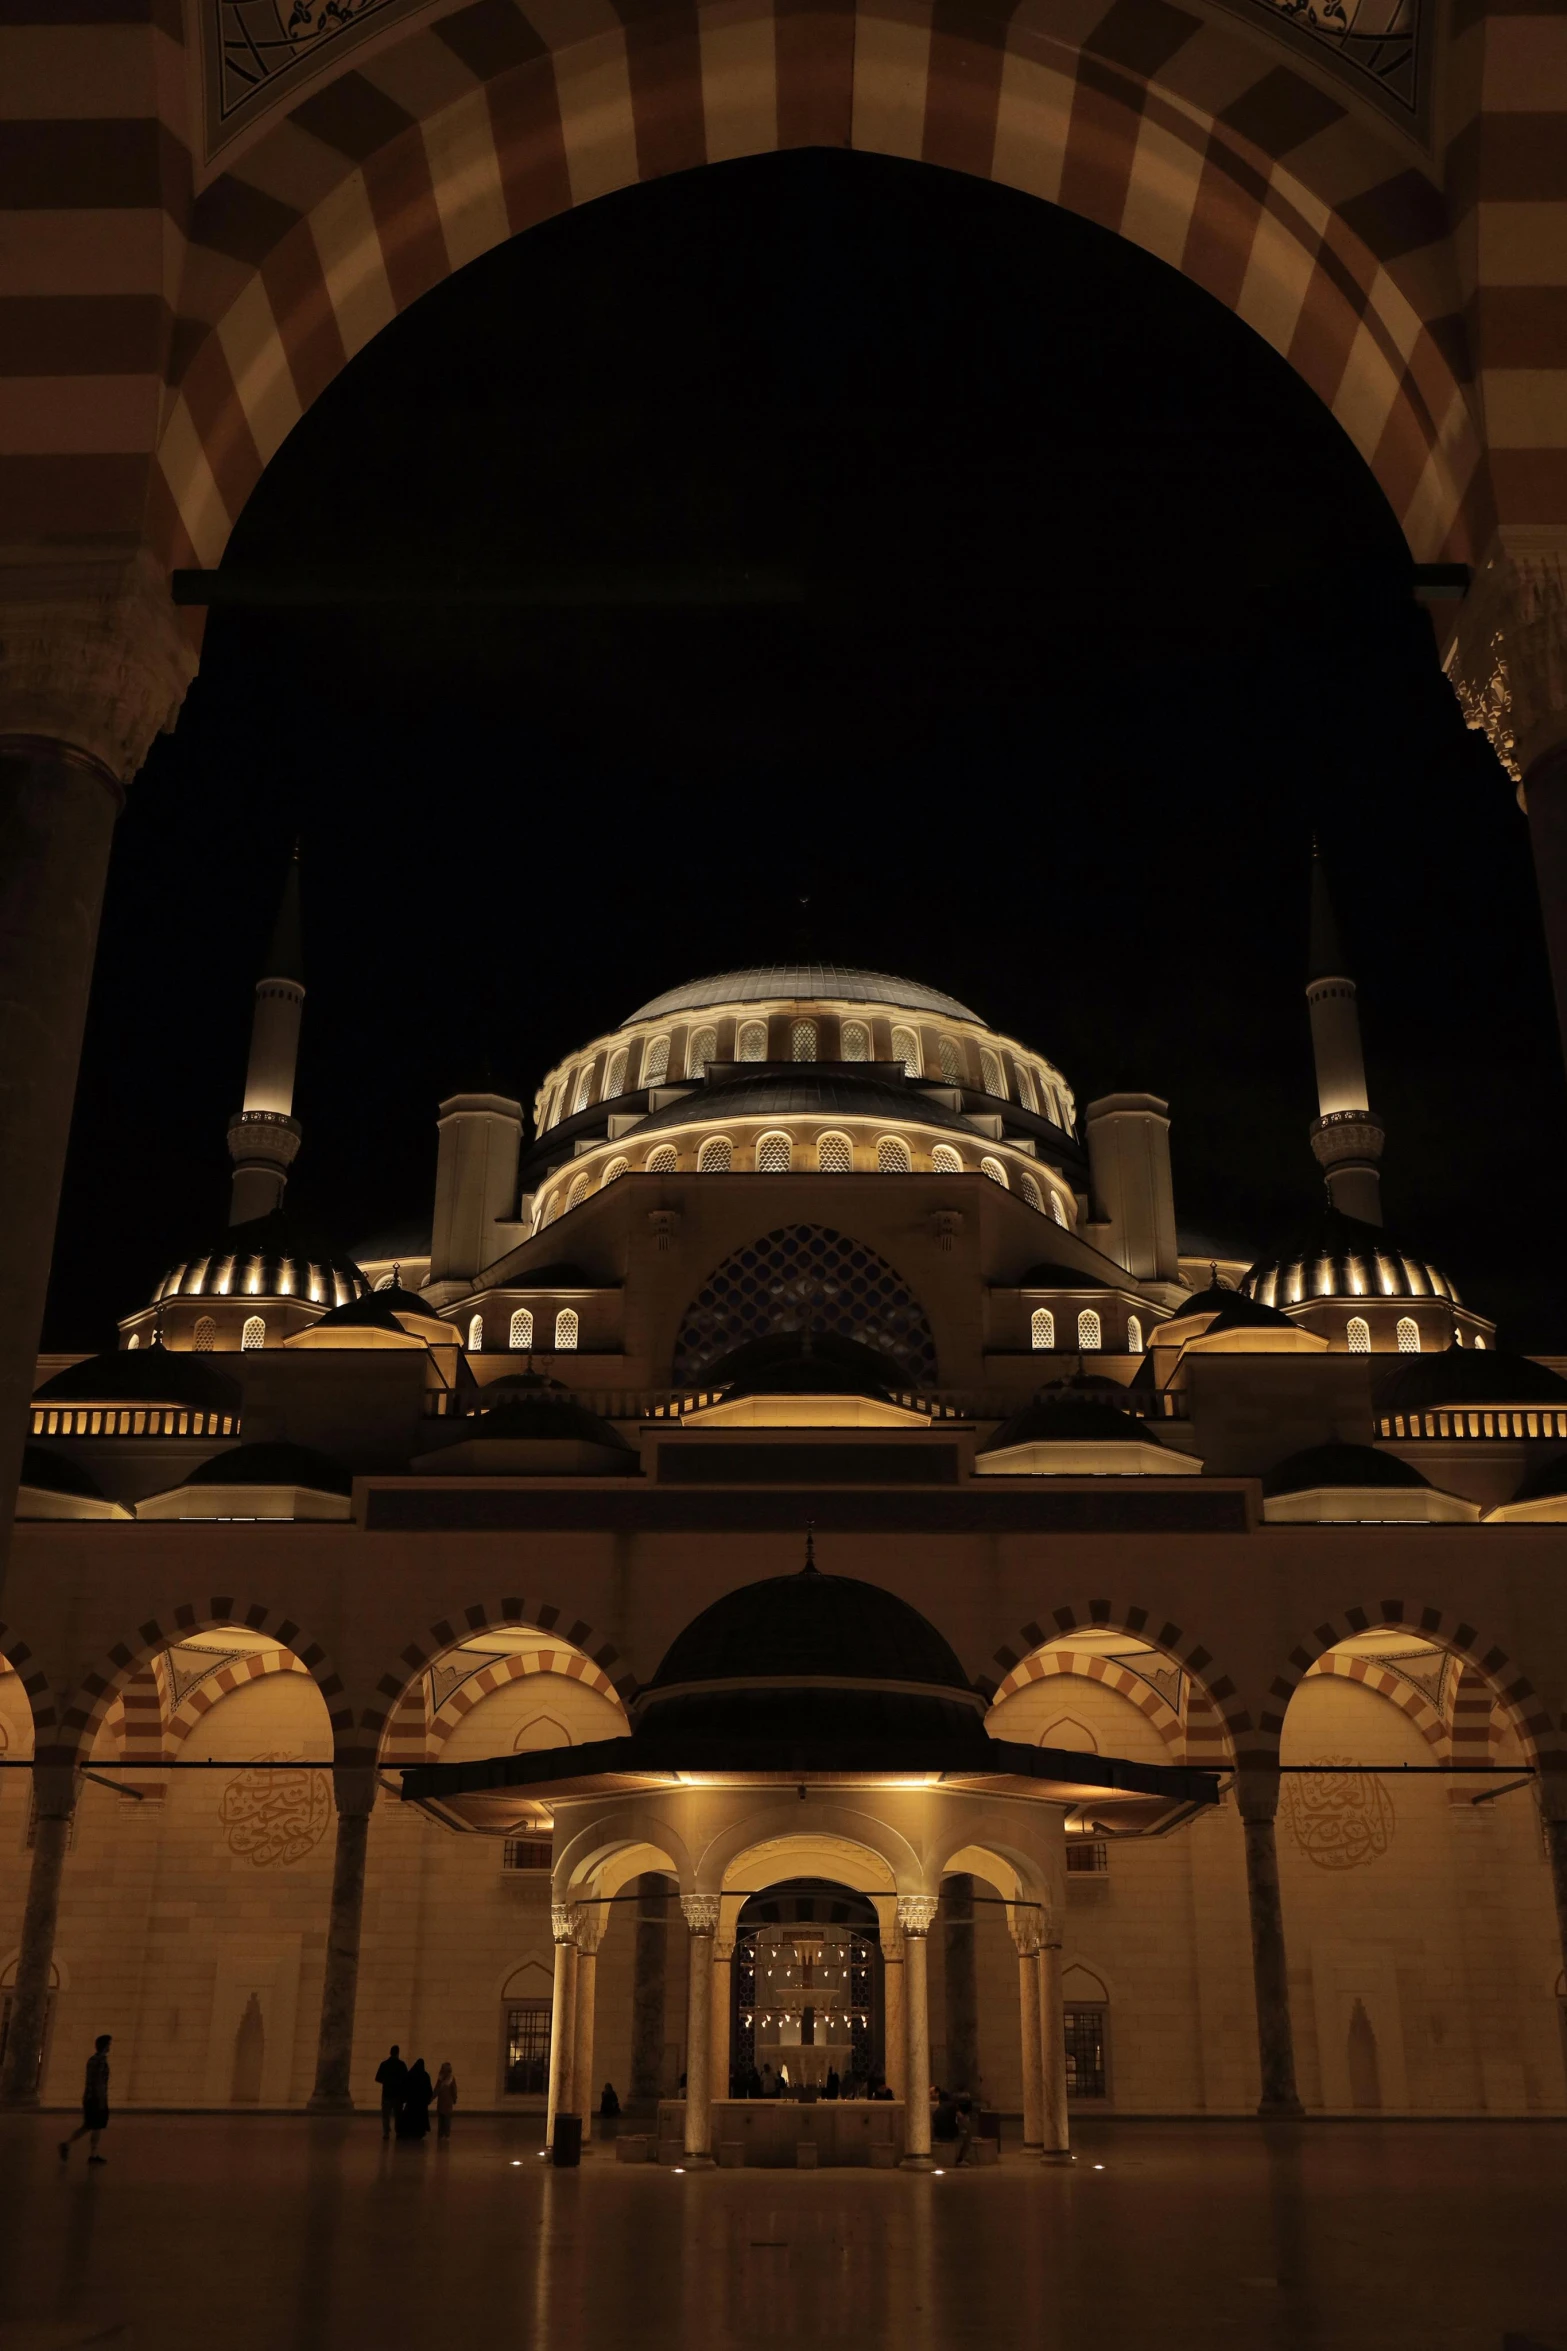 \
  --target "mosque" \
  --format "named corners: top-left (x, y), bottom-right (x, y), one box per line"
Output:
top-left (2, 849), bottom-right (1566, 2162)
